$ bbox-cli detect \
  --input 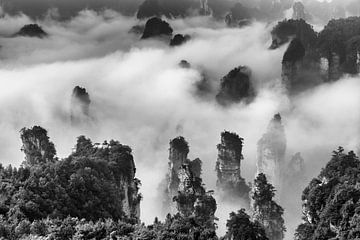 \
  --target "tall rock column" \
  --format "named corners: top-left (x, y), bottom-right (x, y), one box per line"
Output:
top-left (162, 136), bottom-right (217, 225)
top-left (70, 86), bottom-right (91, 124)
top-left (216, 131), bottom-right (250, 204)
top-left (256, 114), bottom-right (286, 192)
top-left (292, 2), bottom-right (306, 20)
